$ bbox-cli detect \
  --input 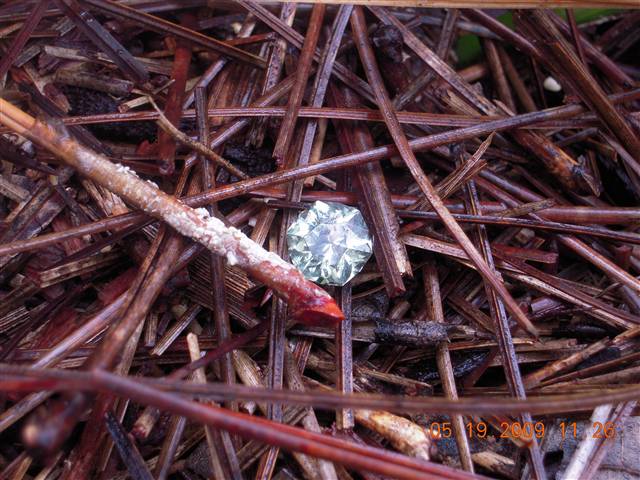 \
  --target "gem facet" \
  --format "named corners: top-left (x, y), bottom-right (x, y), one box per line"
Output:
top-left (287, 201), bottom-right (373, 286)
